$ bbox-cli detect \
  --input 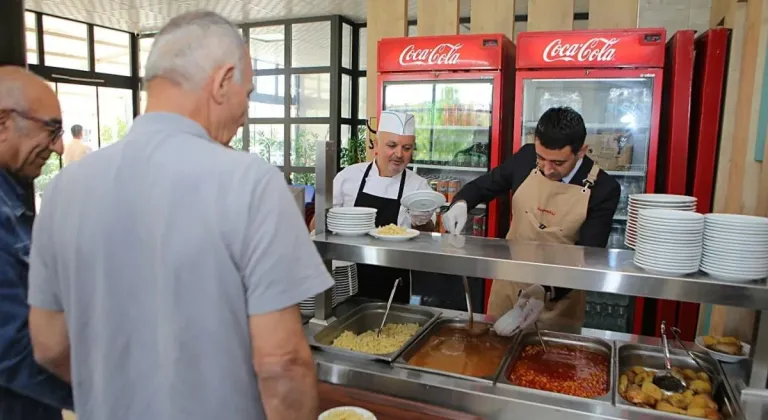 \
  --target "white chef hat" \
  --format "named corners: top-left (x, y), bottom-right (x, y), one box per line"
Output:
top-left (378, 111), bottom-right (416, 136)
